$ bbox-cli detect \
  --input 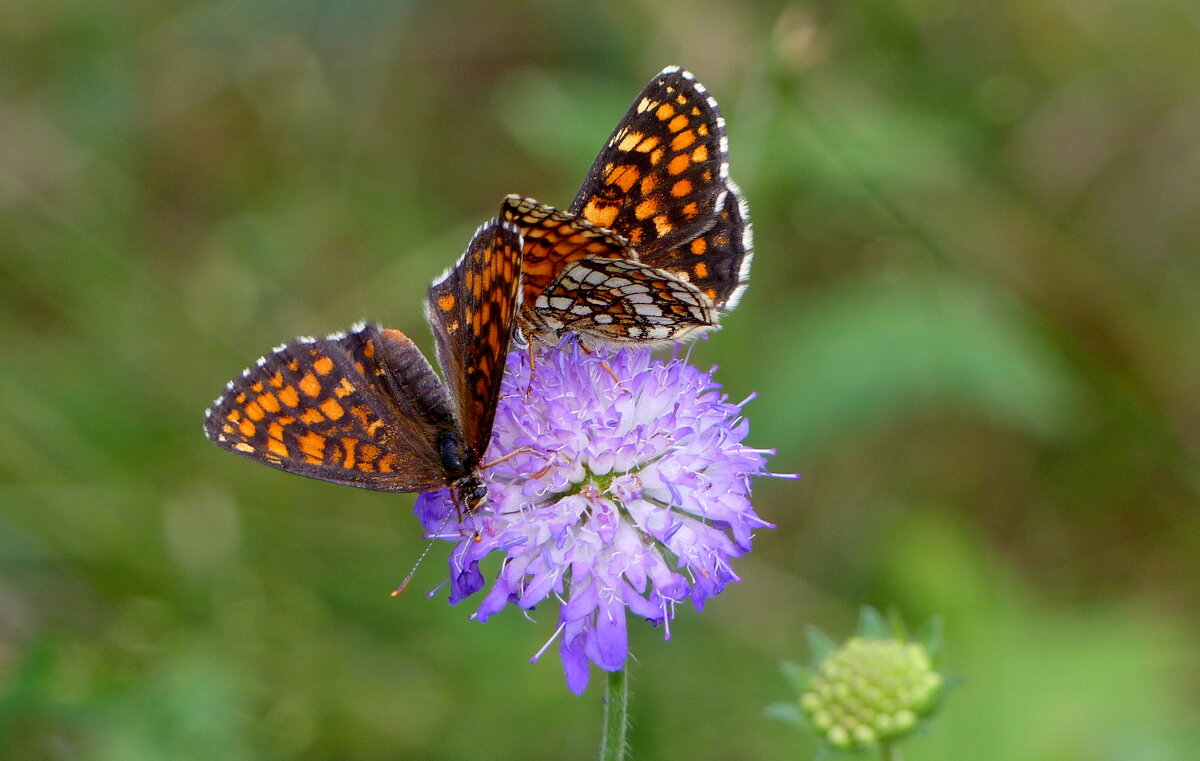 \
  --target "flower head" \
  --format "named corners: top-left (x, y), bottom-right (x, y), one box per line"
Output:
top-left (415, 339), bottom-right (785, 694)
